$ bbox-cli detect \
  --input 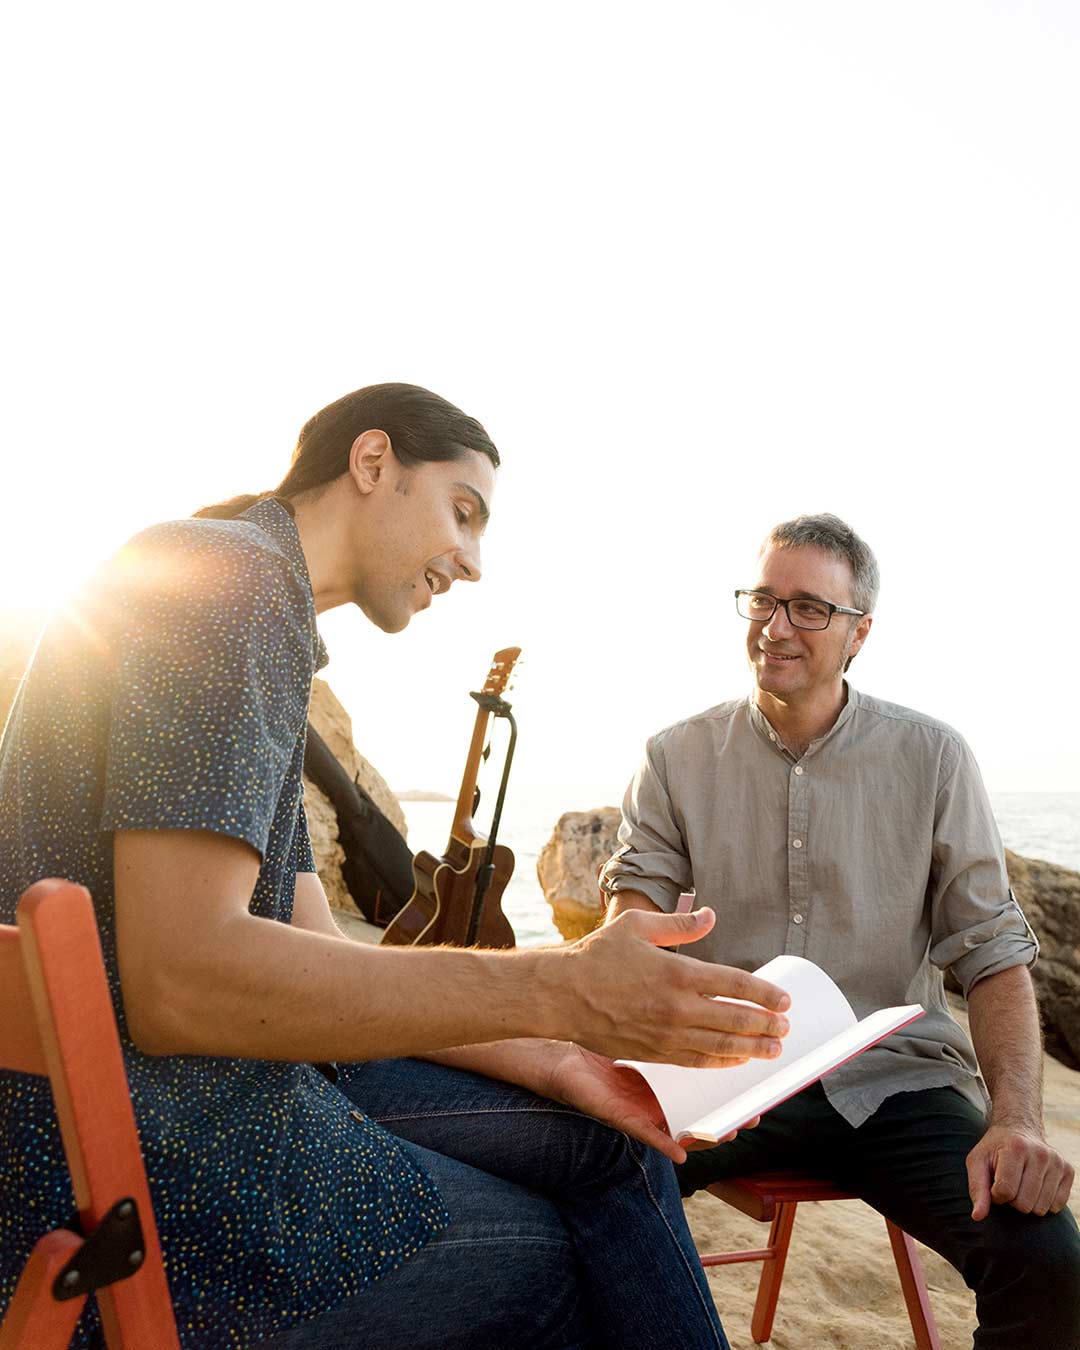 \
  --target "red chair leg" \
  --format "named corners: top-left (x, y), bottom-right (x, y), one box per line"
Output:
top-left (0, 1230), bottom-right (86, 1349)
top-left (885, 1220), bottom-right (942, 1350)
top-left (750, 1201), bottom-right (798, 1344)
